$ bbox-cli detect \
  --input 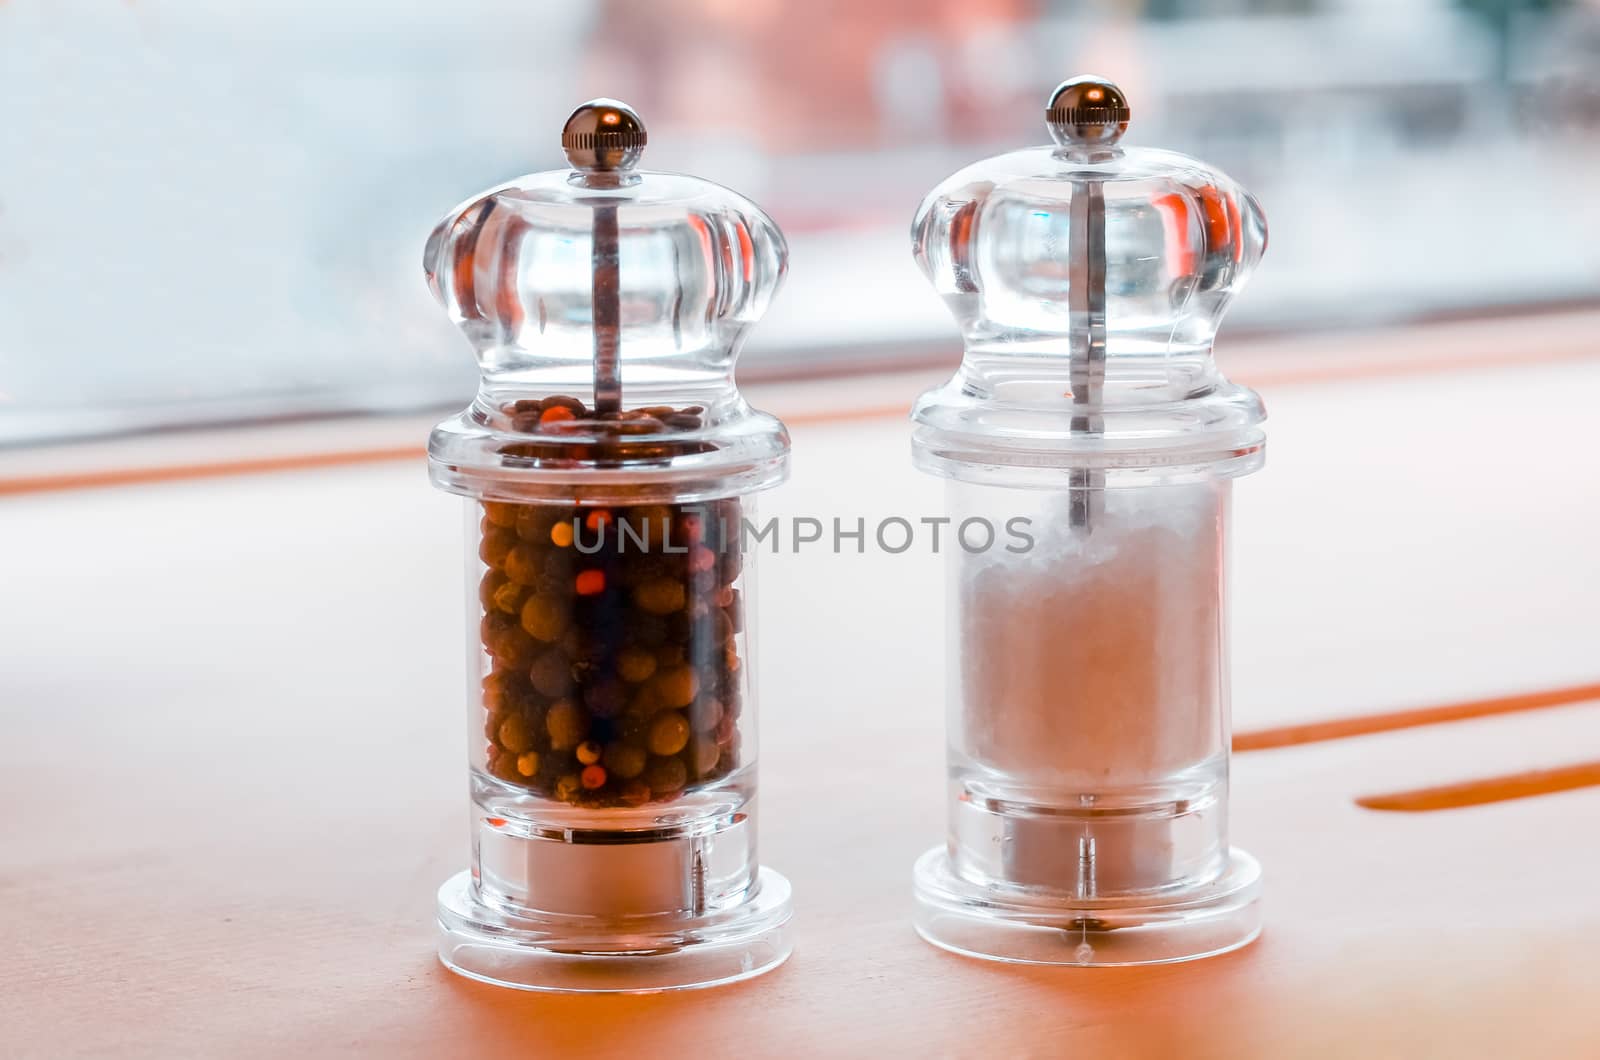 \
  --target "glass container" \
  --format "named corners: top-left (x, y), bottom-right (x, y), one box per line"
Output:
top-left (425, 100), bottom-right (793, 991)
top-left (909, 77), bottom-right (1269, 965)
